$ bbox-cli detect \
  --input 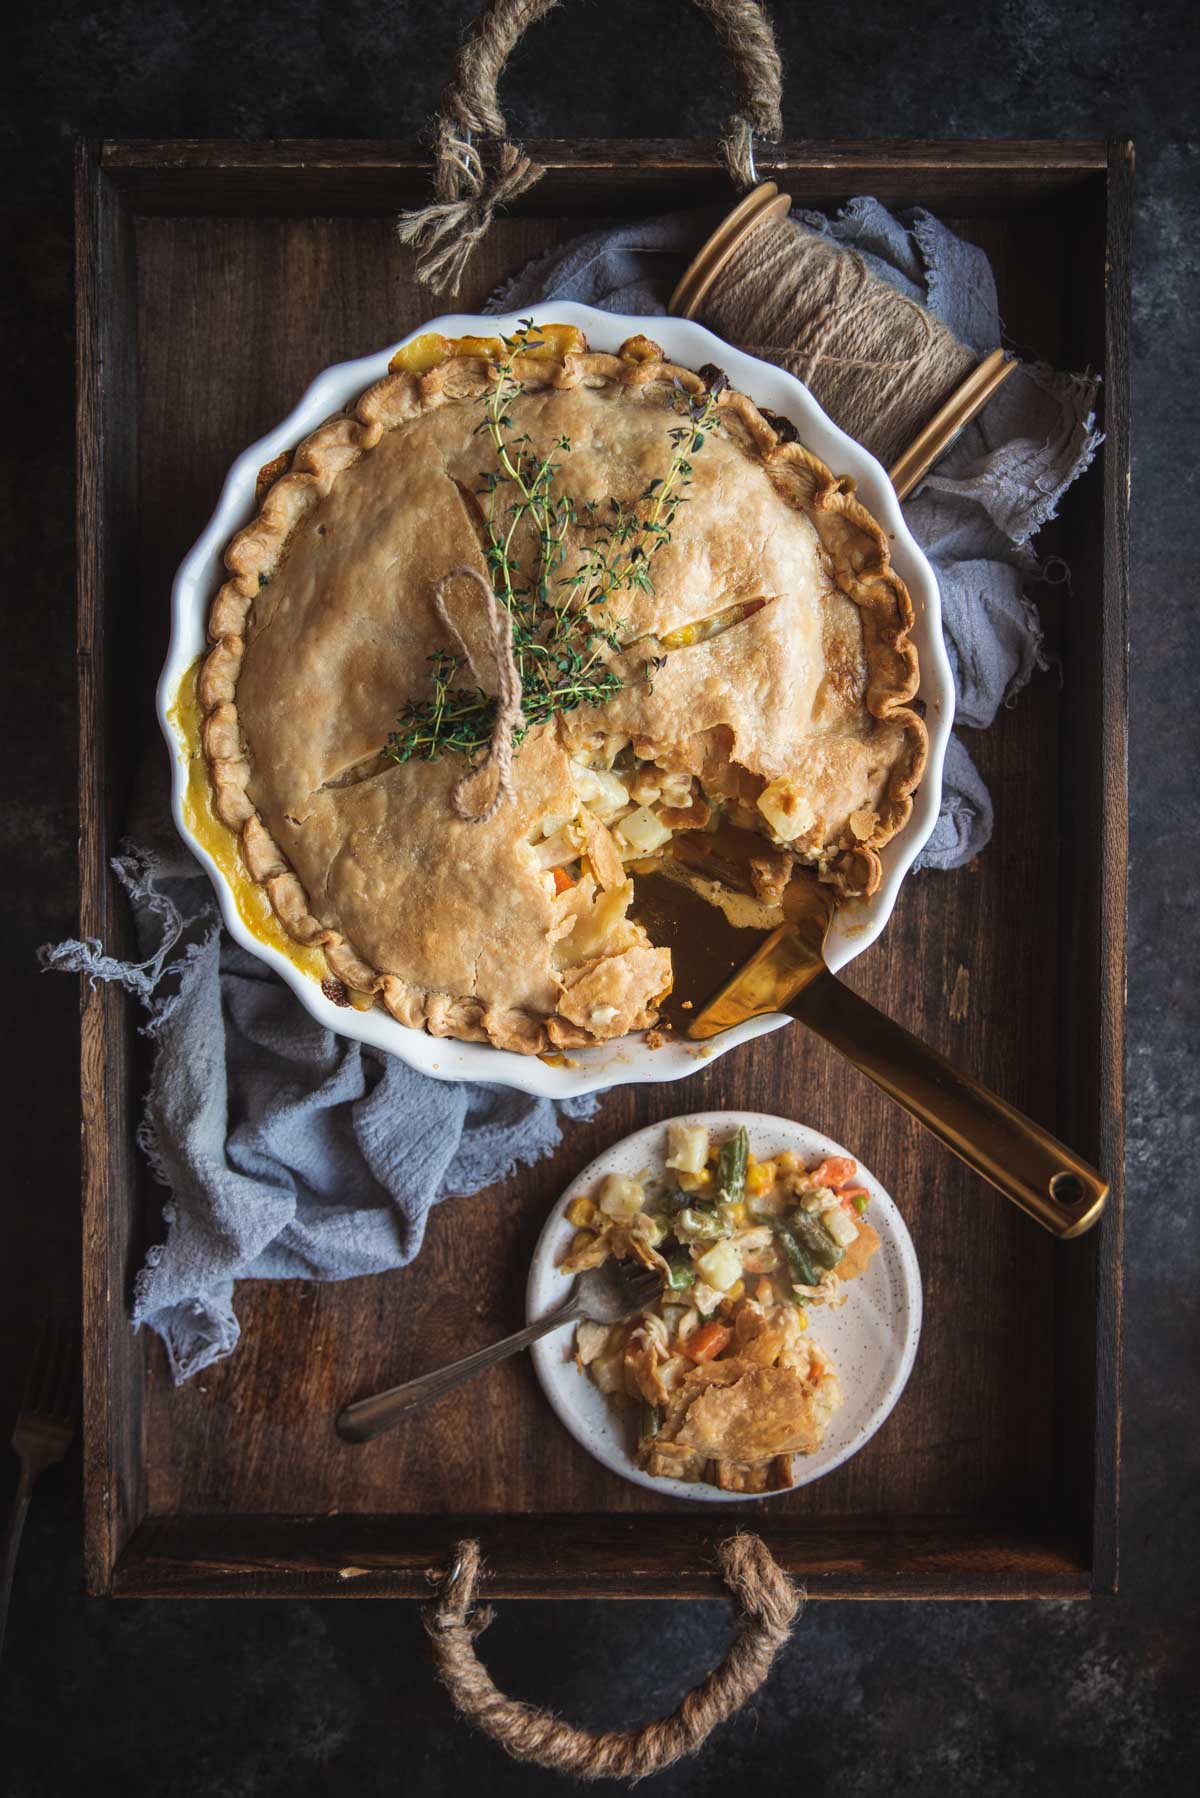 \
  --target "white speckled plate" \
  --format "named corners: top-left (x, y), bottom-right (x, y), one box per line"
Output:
top-left (527, 1112), bottom-right (922, 1502)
